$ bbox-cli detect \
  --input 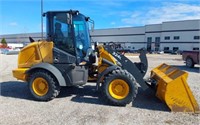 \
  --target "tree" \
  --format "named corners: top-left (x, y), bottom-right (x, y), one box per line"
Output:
top-left (1, 38), bottom-right (7, 48)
